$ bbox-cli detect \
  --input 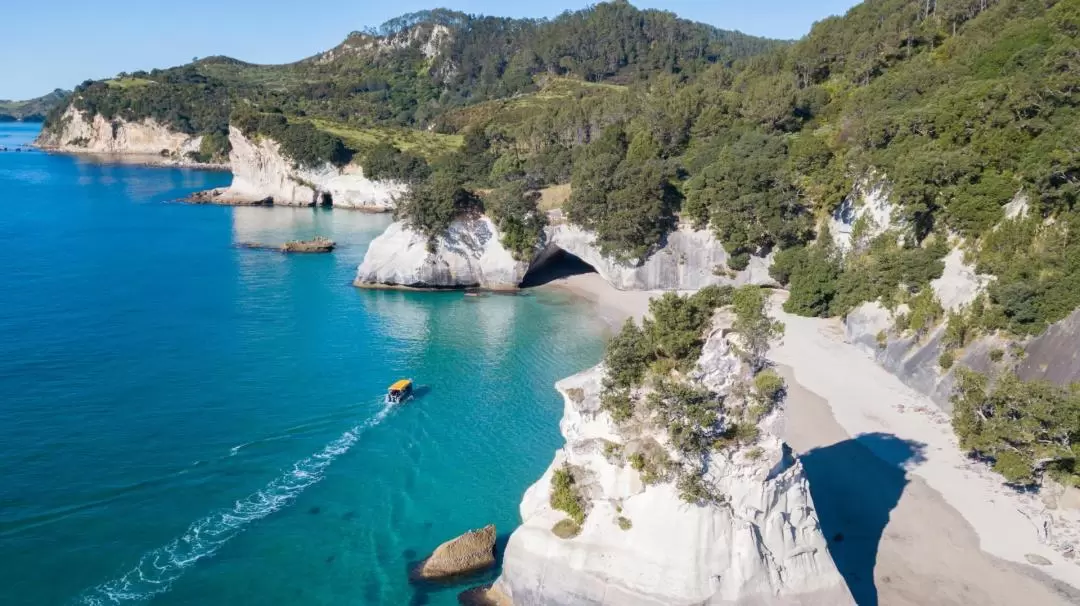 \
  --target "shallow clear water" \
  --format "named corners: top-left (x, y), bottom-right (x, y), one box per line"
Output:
top-left (0, 123), bottom-right (606, 605)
